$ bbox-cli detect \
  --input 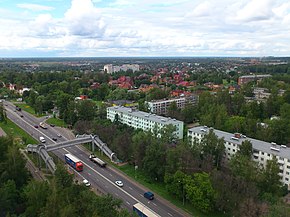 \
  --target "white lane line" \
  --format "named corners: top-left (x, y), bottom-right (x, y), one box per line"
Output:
top-left (129, 186), bottom-right (133, 190)
top-left (115, 193), bottom-right (119, 197)
top-left (153, 203), bottom-right (157, 206)
top-left (139, 194), bottom-right (143, 197)
top-left (109, 173), bottom-right (113, 177)
top-left (88, 173), bottom-right (91, 176)
top-left (168, 213), bottom-right (173, 216)
top-left (126, 201), bottom-right (130, 205)
top-left (64, 148), bottom-right (161, 217)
